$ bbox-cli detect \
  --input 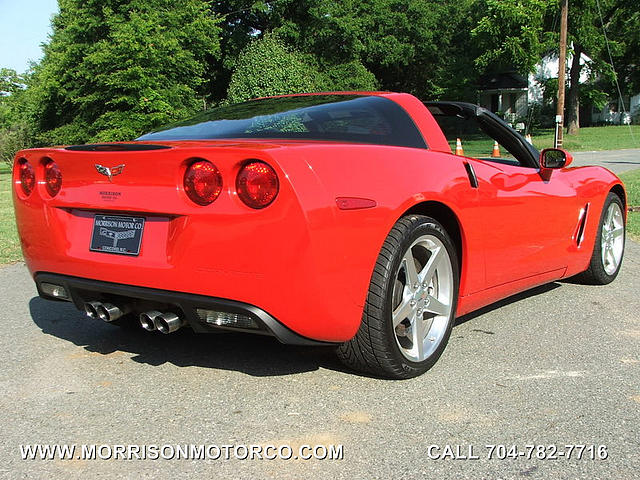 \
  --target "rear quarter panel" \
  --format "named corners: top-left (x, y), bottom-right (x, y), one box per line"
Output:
top-left (271, 144), bottom-right (488, 331)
